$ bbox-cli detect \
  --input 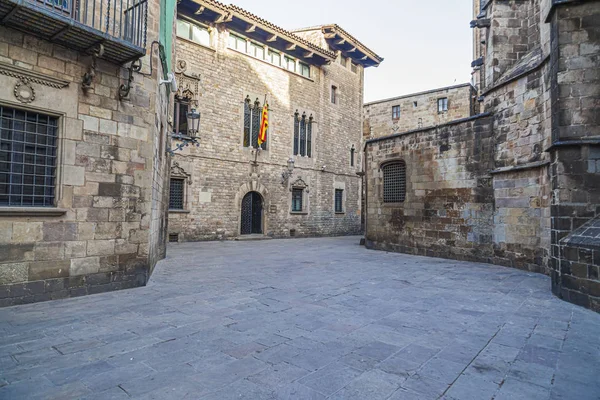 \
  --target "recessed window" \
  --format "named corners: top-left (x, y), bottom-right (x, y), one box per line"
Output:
top-left (438, 98), bottom-right (448, 113)
top-left (0, 106), bottom-right (58, 207)
top-left (249, 42), bottom-right (265, 59)
top-left (284, 56), bottom-right (296, 72)
top-left (339, 55), bottom-right (347, 67)
top-left (228, 33), bottom-right (247, 52)
top-left (299, 62), bottom-right (310, 78)
top-left (413, 101), bottom-right (418, 108)
top-left (351, 62), bottom-right (358, 73)
top-left (392, 105), bottom-right (400, 119)
top-left (382, 161), bottom-right (406, 203)
top-left (169, 178), bottom-right (185, 210)
top-left (335, 189), bottom-right (344, 213)
top-left (177, 19), bottom-right (210, 47)
top-left (173, 98), bottom-right (189, 135)
top-left (331, 86), bottom-right (338, 104)
top-left (243, 96), bottom-right (267, 150)
top-left (293, 111), bottom-right (313, 158)
top-left (269, 49), bottom-right (281, 66)
top-left (292, 188), bottom-right (303, 212)
top-left (350, 146), bottom-right (355, 167)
